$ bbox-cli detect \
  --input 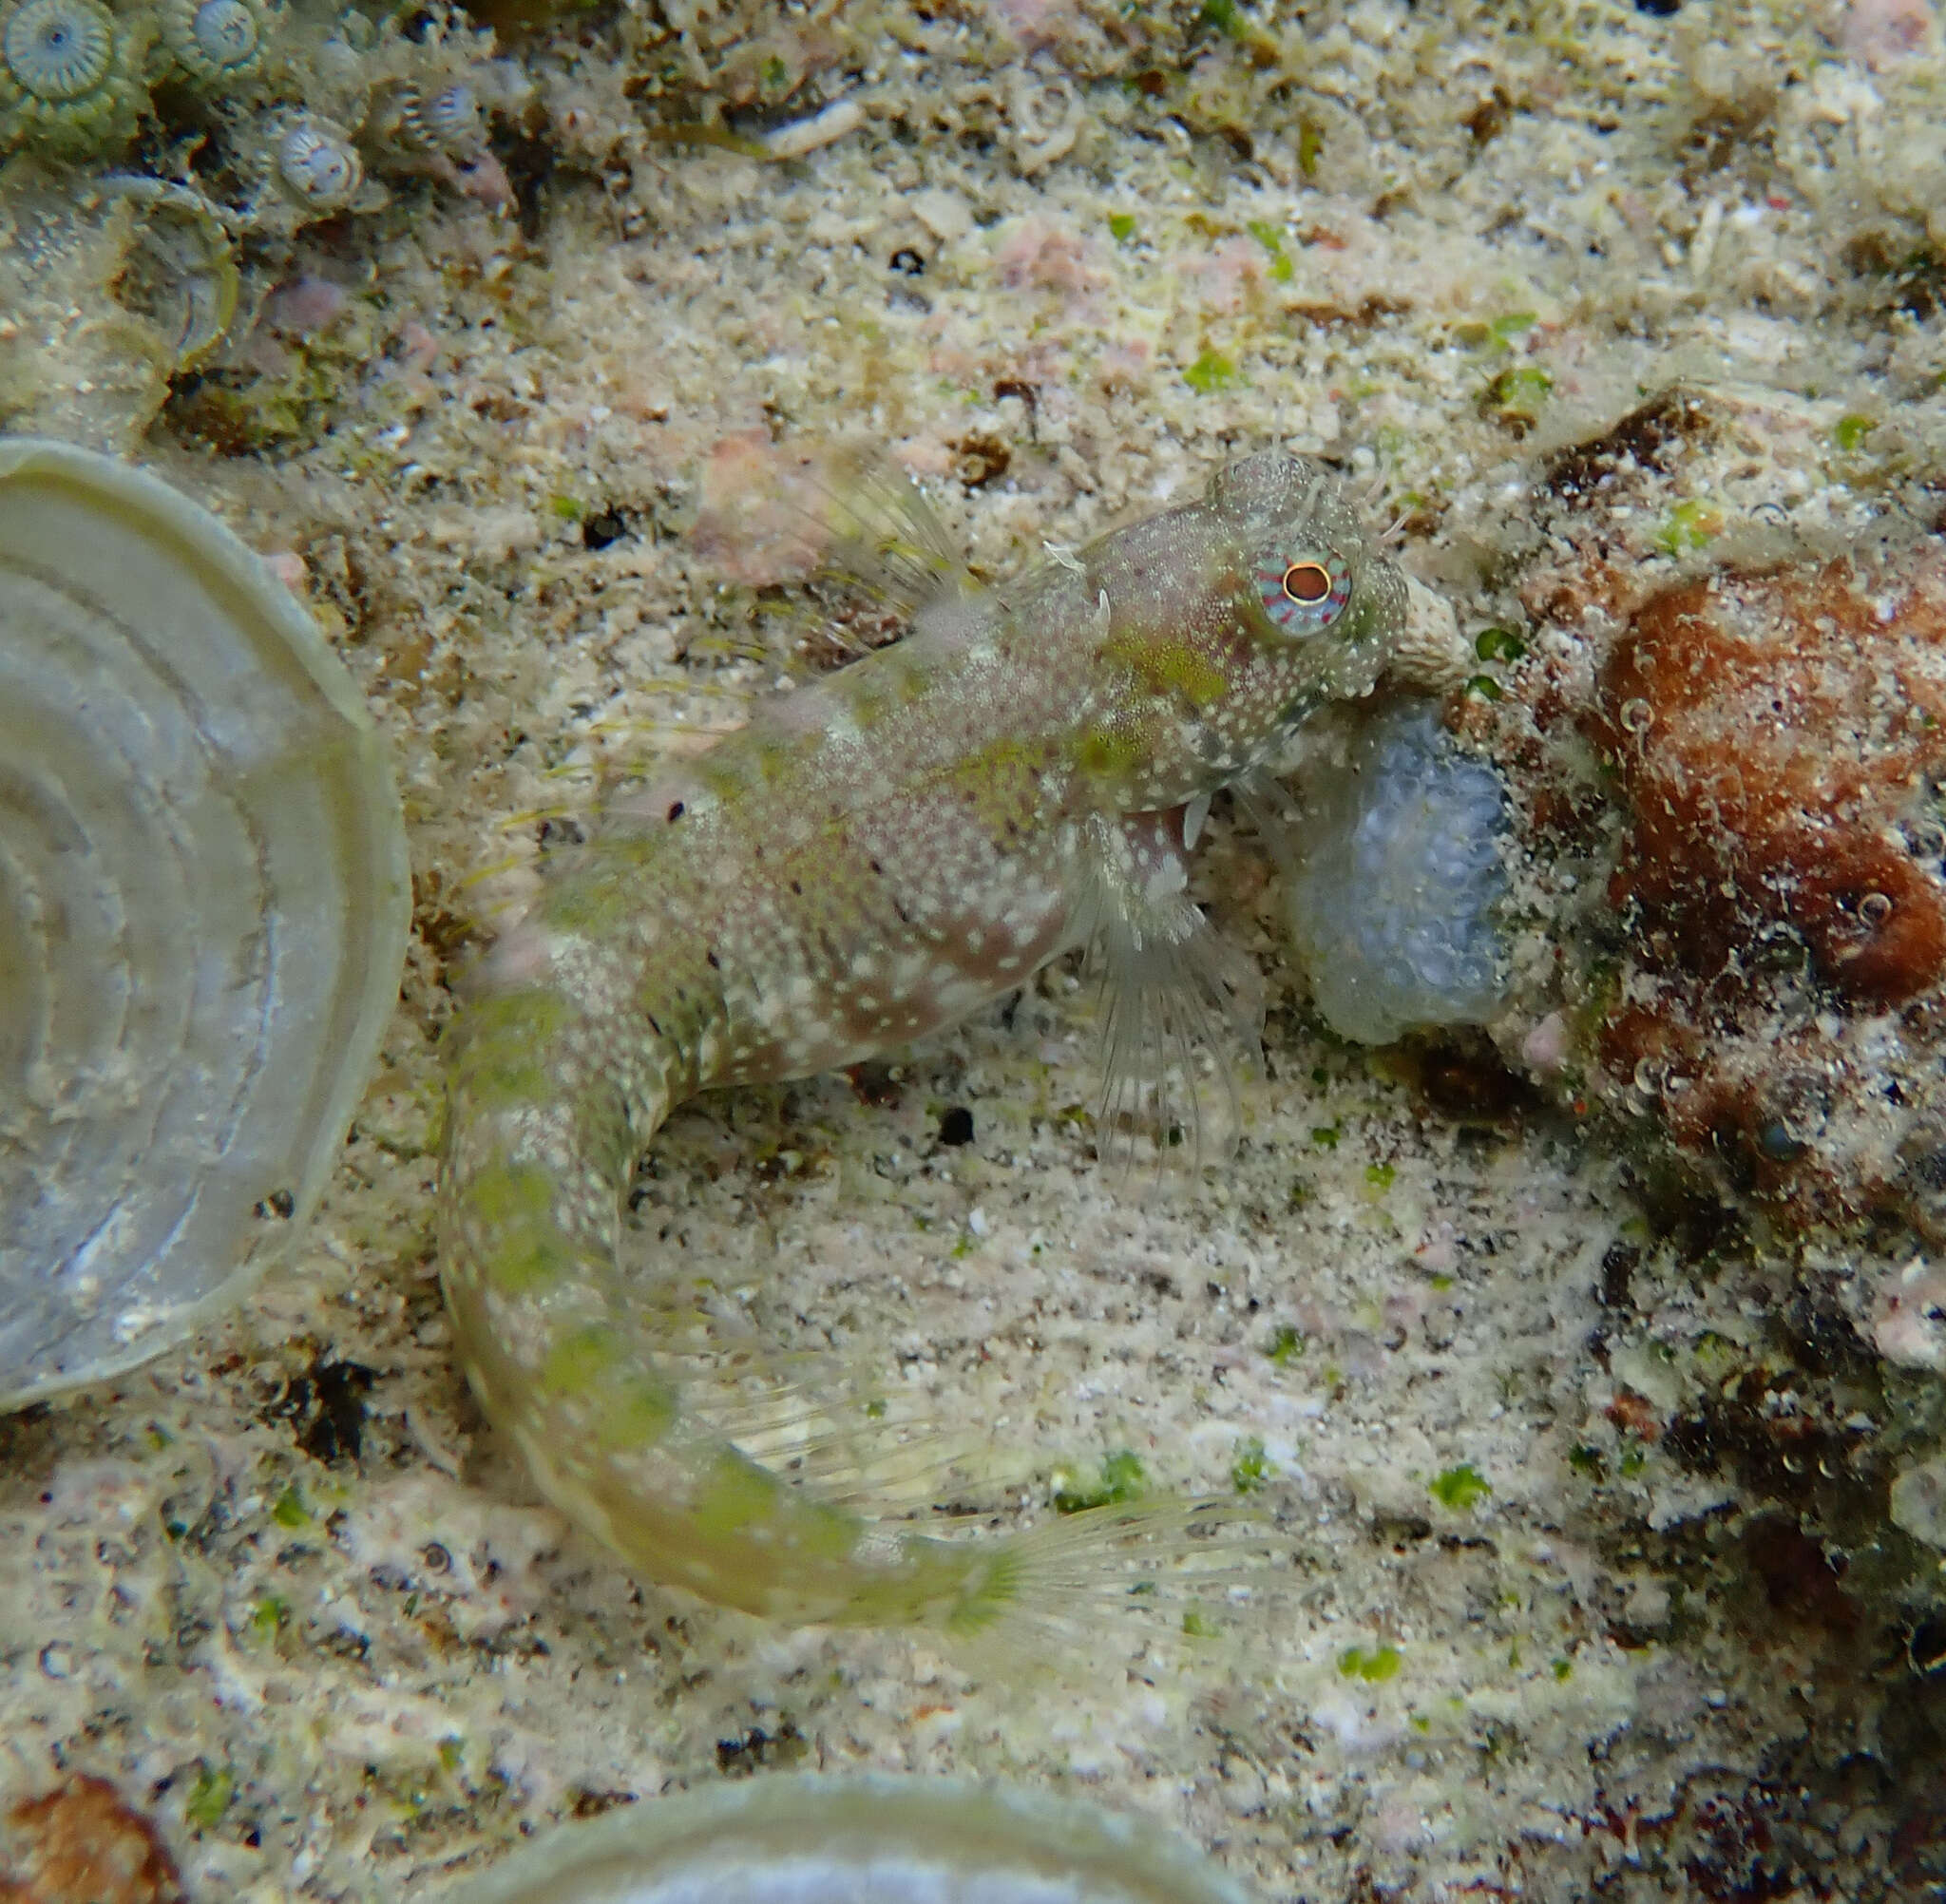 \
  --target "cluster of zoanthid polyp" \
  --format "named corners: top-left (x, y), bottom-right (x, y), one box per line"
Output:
top-left (0, 0), bottom-right (522, 234)
top-left (1457, 385), bottom-right (1946, 1243)
top-left (0, 0), bottom-right (148, 152)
